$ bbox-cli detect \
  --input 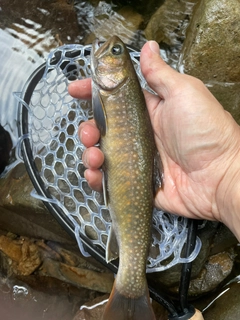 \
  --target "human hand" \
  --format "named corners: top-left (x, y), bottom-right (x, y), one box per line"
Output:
top-left (139, 41), bottom-right (240, 226)
top-left (68, 41), bottom-right (240, 239)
